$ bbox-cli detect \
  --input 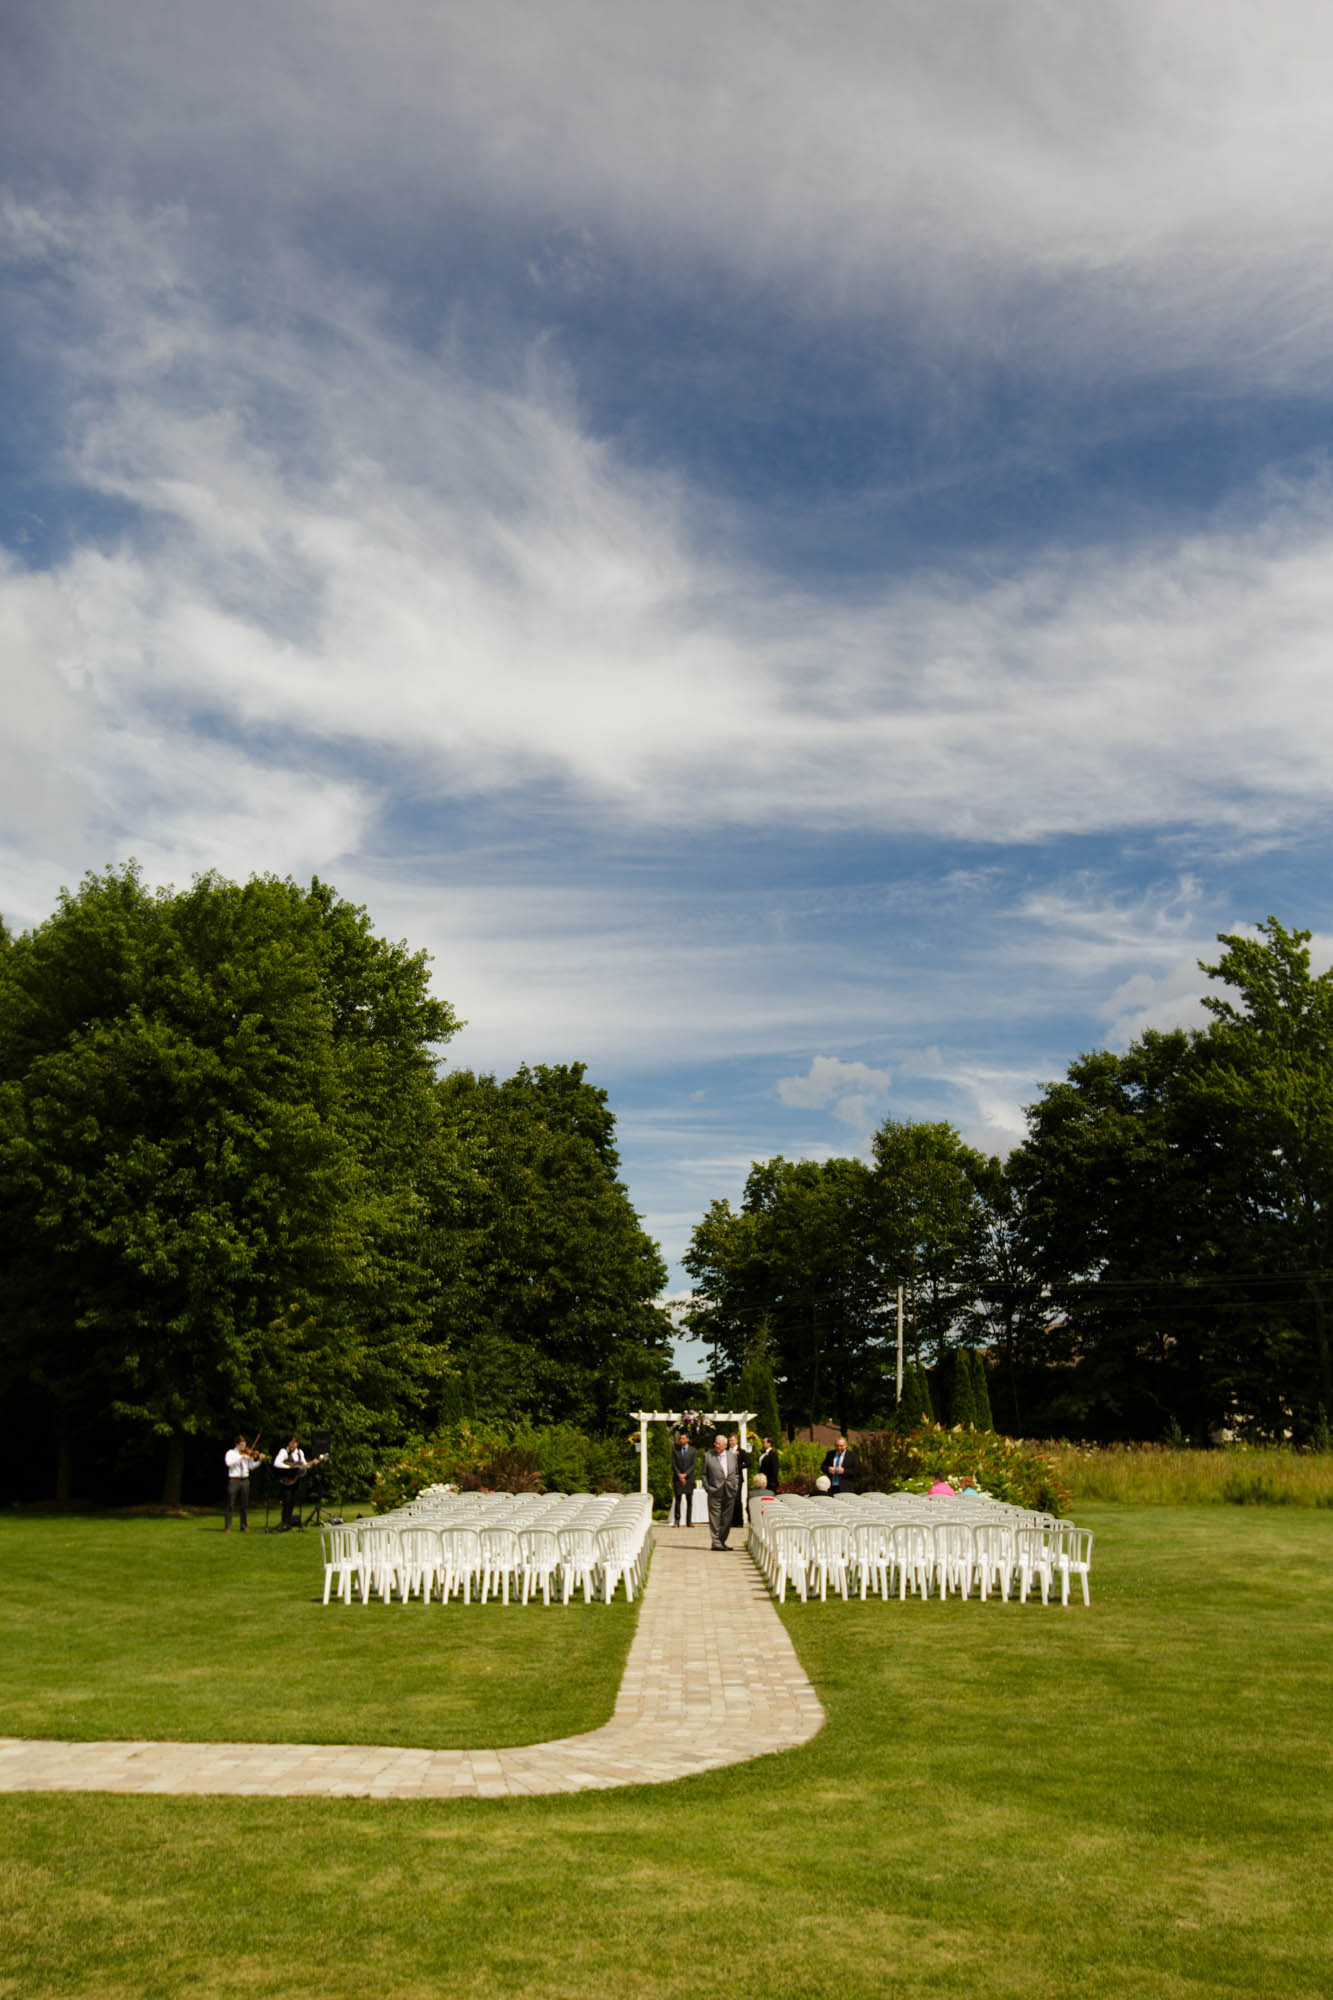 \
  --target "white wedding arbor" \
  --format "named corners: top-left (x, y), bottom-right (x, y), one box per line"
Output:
top-left (631, 1409), bottom-right (757, 1514)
